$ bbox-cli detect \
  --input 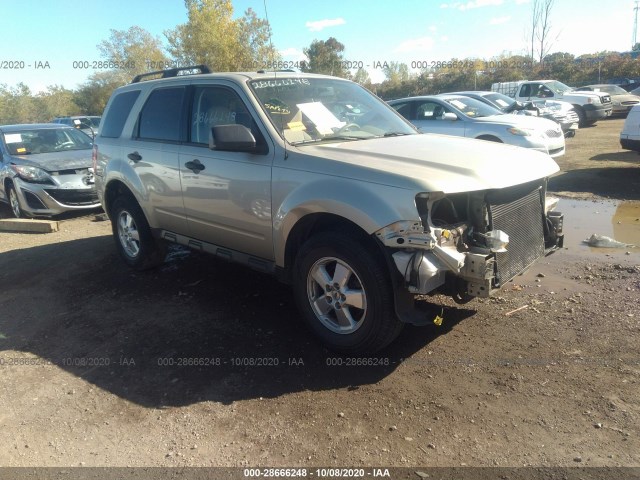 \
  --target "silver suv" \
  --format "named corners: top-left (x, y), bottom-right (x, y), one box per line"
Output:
top-left (94, 66), bottom-right (564, 354)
